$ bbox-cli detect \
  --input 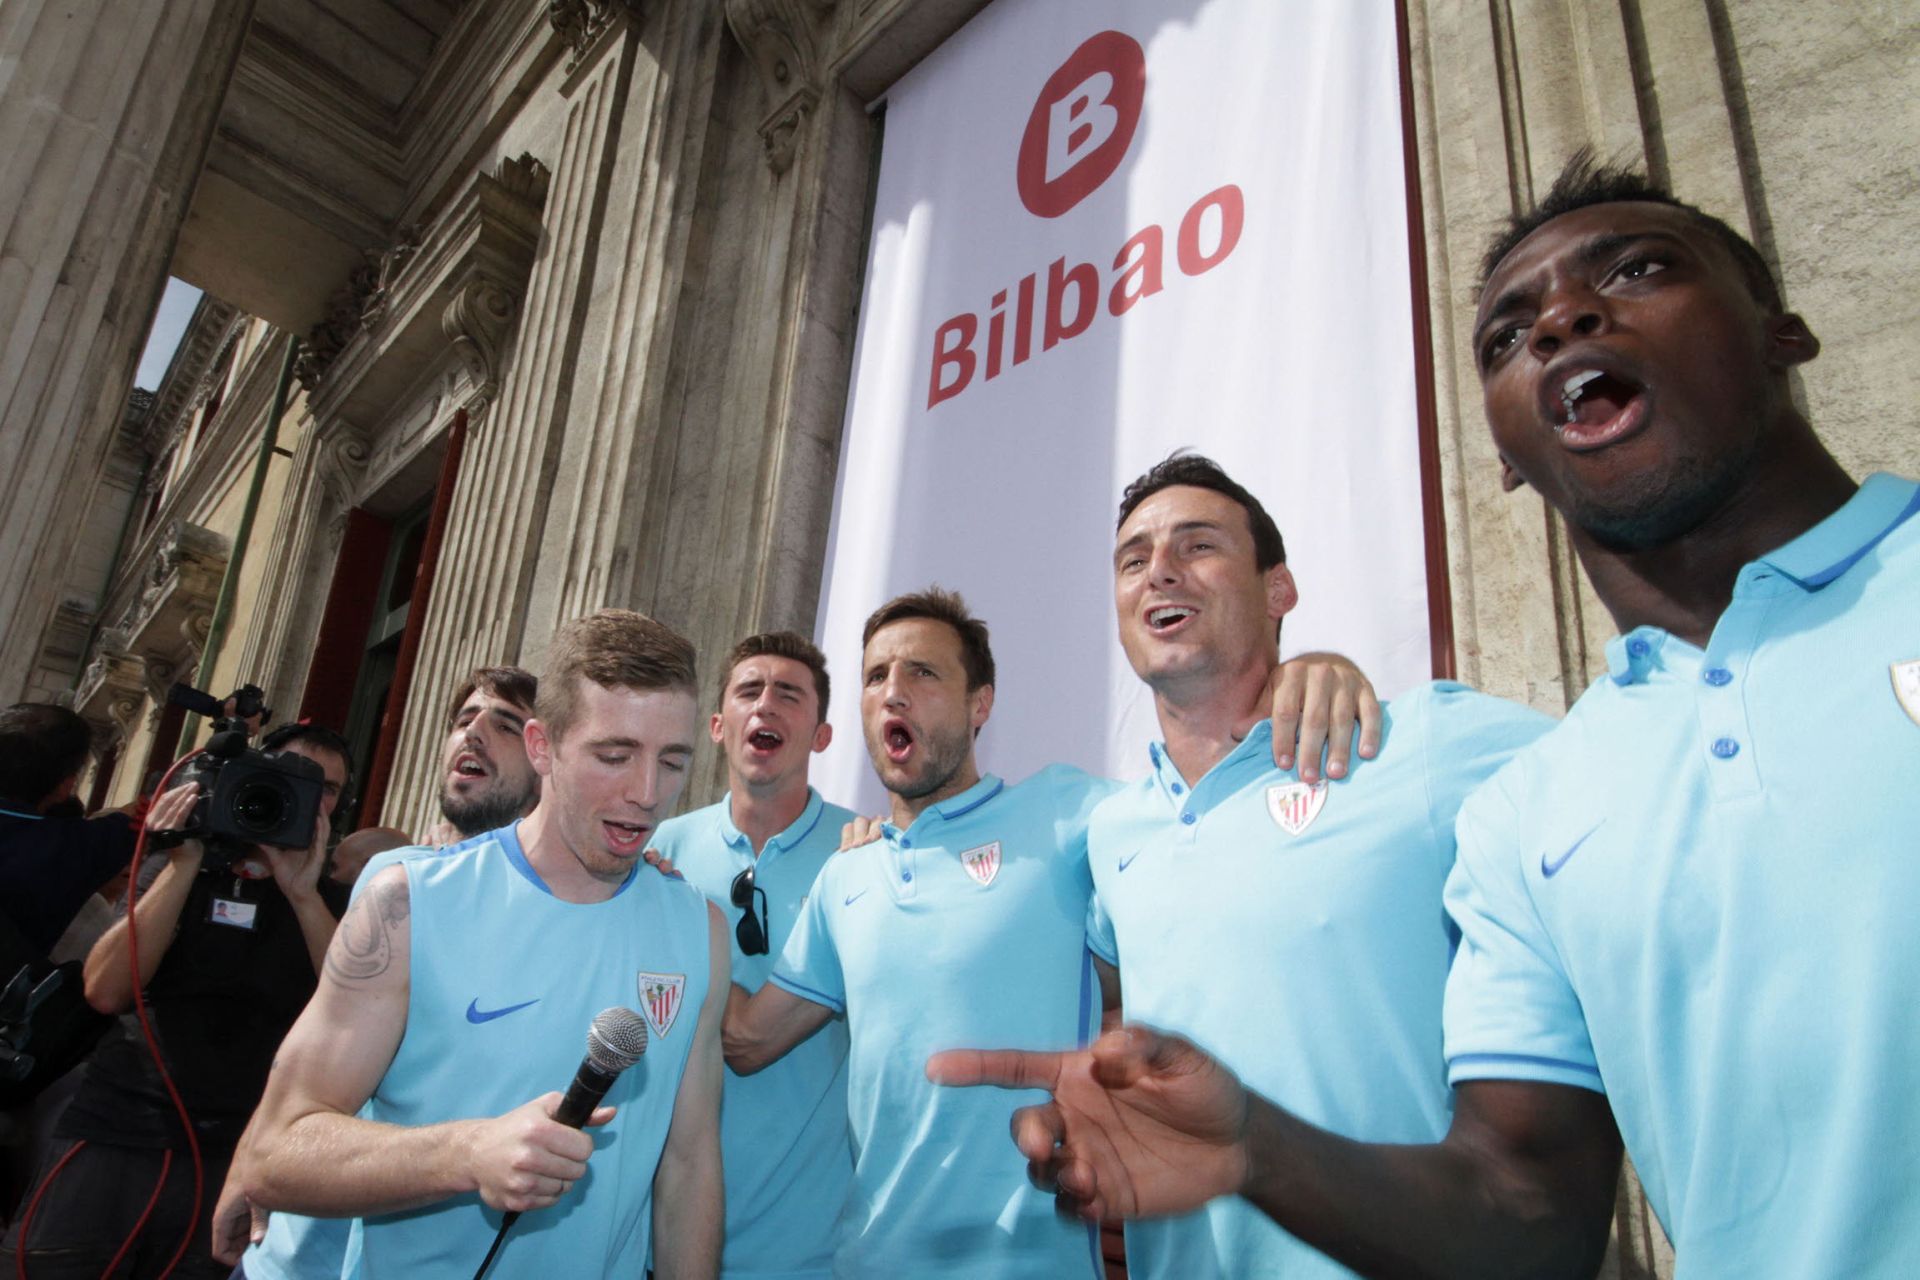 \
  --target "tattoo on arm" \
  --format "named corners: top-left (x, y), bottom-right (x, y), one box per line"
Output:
top-left (324, 877), bottom-right (406, 985)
